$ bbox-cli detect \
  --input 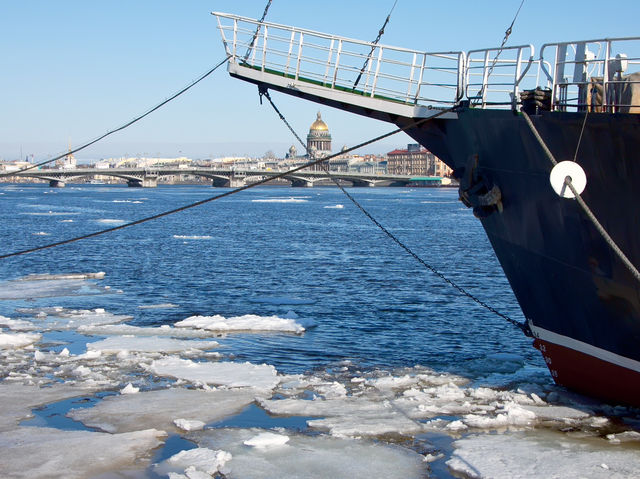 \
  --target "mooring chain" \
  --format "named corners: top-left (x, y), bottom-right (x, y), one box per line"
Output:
top-left (473, 0), bottom-right (526, 104)
top-left (262, 91), bottom-right (529, 335)
top-left (352, 0), bottom-right (399, 90)
top-left (242, 0), bottom-right (274, 62)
